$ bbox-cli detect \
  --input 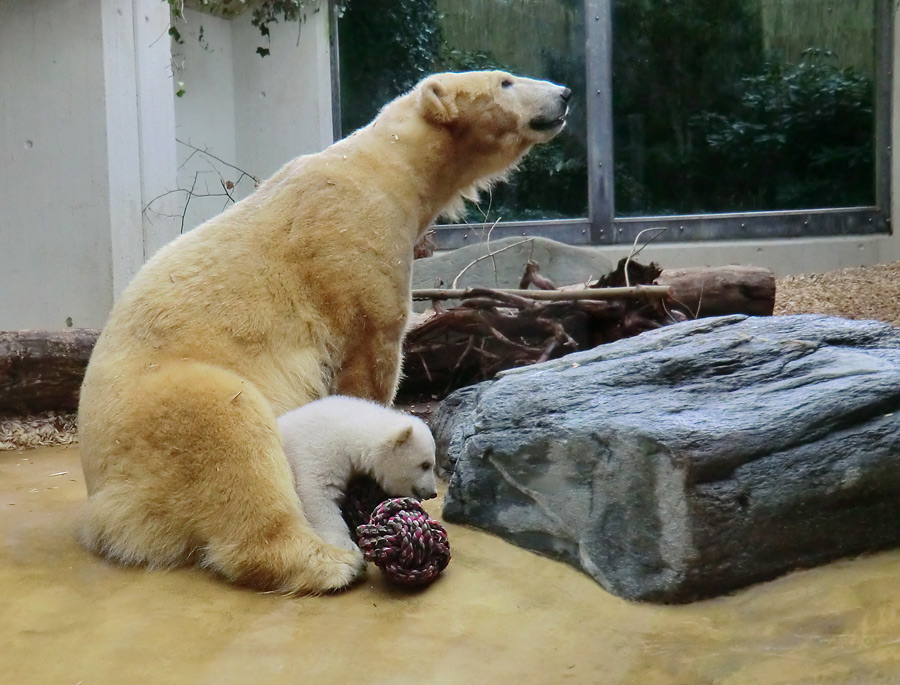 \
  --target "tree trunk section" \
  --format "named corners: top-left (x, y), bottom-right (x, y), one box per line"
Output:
top-left (0, 330), bottom-right (99, 415)
top-left (656, 265), bottom-right (775, 318)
